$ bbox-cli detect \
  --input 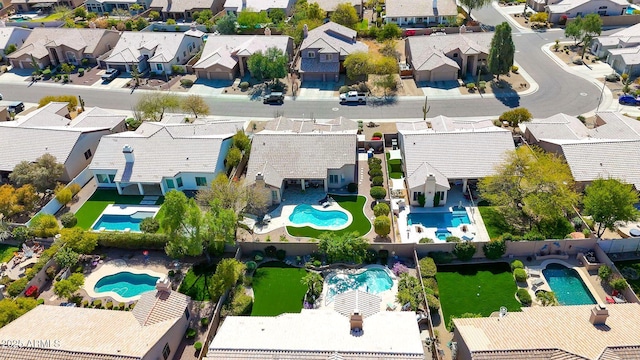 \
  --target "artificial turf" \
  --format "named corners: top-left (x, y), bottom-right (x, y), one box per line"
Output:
top-left (436, 262), bottom-right (521, 325)
top-left (386, 152), bottom-right (403, 179)
top-left (178, 261), bottom-right (218, 301)
top-left (614, 260), bottom-right (640, 297)
top-left (286, 195), bottom-right (371, 238)
top-left (75, 189), bottom-right (163, 230)
top-left (0, 244), bottom-right (19, 263)
top-left (251, 261), bottom-right (308, 316)
top-left (477, 206), bottom-right (514, 240)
